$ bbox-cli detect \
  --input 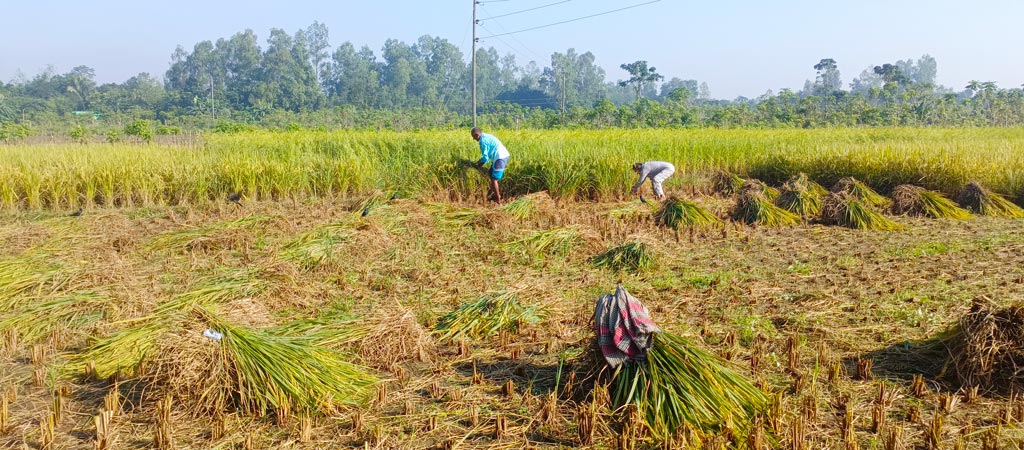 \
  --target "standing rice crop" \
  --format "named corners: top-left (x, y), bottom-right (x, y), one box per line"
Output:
top-left (890, 185), bottom-right (972, 219)
top-left (610, 332), bottom-right (768, 440)
top-left (958, 181), bottom-right (1024, 218)
top-left (776, 173), bottom-right (828, 219)
top-left (732, 180), bottom-right (800, 226)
